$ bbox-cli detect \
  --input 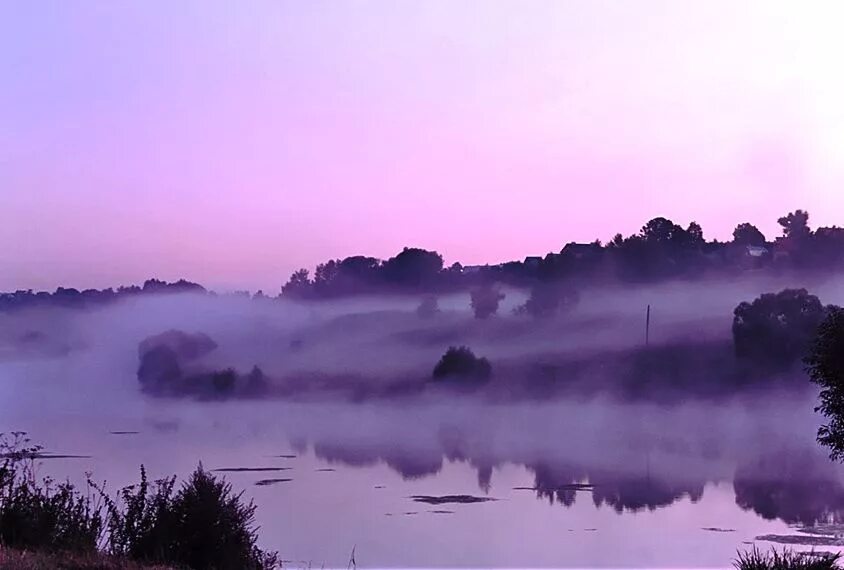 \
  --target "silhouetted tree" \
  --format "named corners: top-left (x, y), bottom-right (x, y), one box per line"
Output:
top-left (778, 210), bottom-right (811, 239)
top-left (335, 256), bottom-right (381, 292)
top-left (138, 330), bottom-right (217, 362)
top-left (137, 346), bottom-right (182, 391)
top-left (10, 210), bottom-right (844, 310)
top-left (641, 217), bottom-right (682, 243)
top-left (432, 347), bottom-right (491, 382)
top-left (244, 365), bottom-right (268, 396)
top-left (470, 285), bottom-right (505, 319)
top-left (807, 226), bottom-right (844, 269)
top-left (516, 283), bottom-right (579, 319)
top-left (281, 268), bottom-right (312, 298)
top-left (733, 223), bottom-right (767, 247)
top-left (686, 221), bottom-right (704, 244)
top-left (382, 248), bottom-right (443, 288)
top-left (137, 330), bottom-right (218, 394)
top-left (416, 295), bottom-right (439, 318)
top-left (313, 260), bottom-right (341, 295)
top-left (733, 289), bottom-right (828, 369)
top-left (210, 369), bottom-right (236, 395)
top-left (608, 217), bottom-right (701, 281)
top-left (806, 306), bottom-right (844, 460)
